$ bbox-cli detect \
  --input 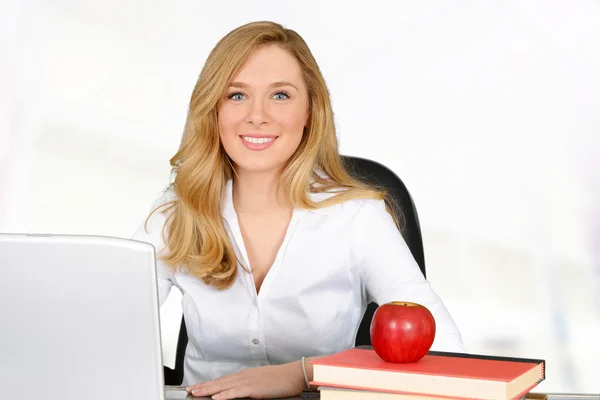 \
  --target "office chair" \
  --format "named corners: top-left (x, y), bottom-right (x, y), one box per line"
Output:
top-left (163, 155), bottom-right (427, 385)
